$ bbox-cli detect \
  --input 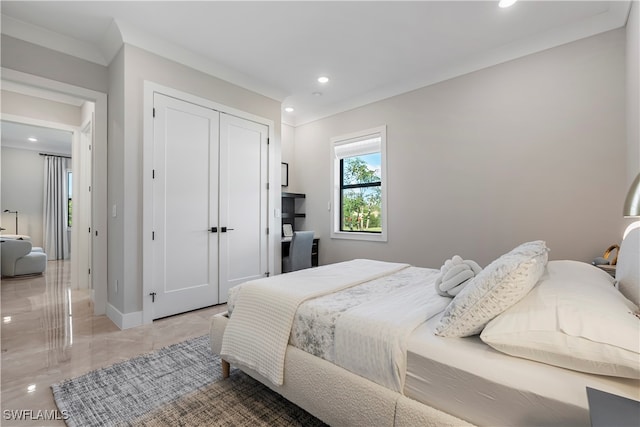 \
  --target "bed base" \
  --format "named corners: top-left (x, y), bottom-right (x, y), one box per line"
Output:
top-left (210, 312), bottom-right (472, 427)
